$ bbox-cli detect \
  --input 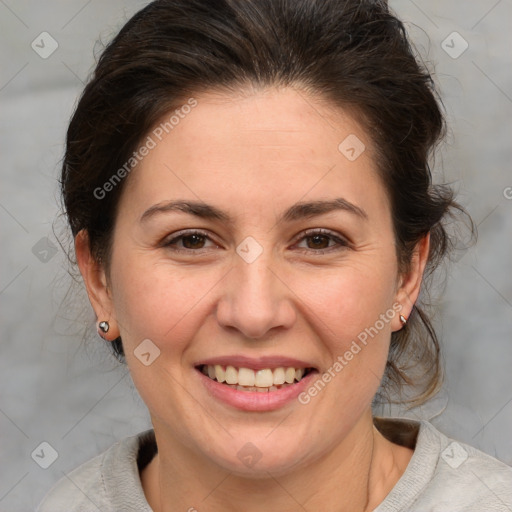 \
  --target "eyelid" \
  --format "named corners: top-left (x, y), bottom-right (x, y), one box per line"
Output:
top-left (162, 227), bottom-right (351, 254)
top-left (292, 228), bottom-right (351, 253)
top-left (161, 229), bottom-right (219, 252)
